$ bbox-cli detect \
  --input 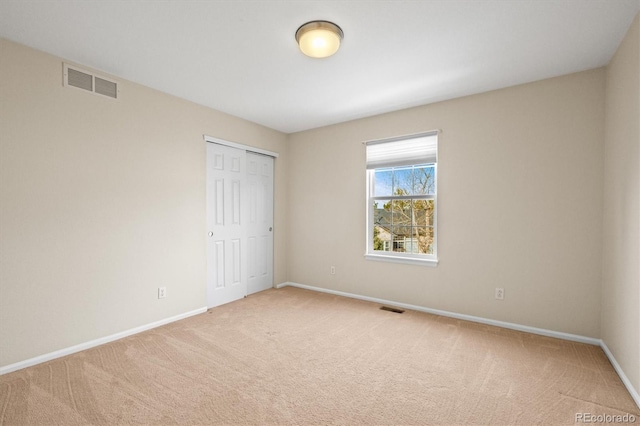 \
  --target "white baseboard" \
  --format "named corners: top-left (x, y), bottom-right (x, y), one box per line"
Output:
top-left (277, 281), bottom-right (639, 410)
top-left (0, 307), bottom-right (208, 376)
top-left (601, 341), bottom-right (640, 409)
